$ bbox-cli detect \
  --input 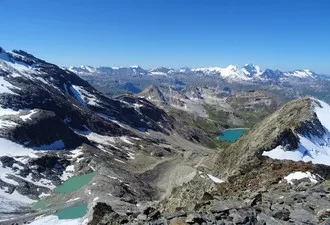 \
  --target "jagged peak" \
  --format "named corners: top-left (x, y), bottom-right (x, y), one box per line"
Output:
top-left (138, 85), bottom-right (168, 105)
